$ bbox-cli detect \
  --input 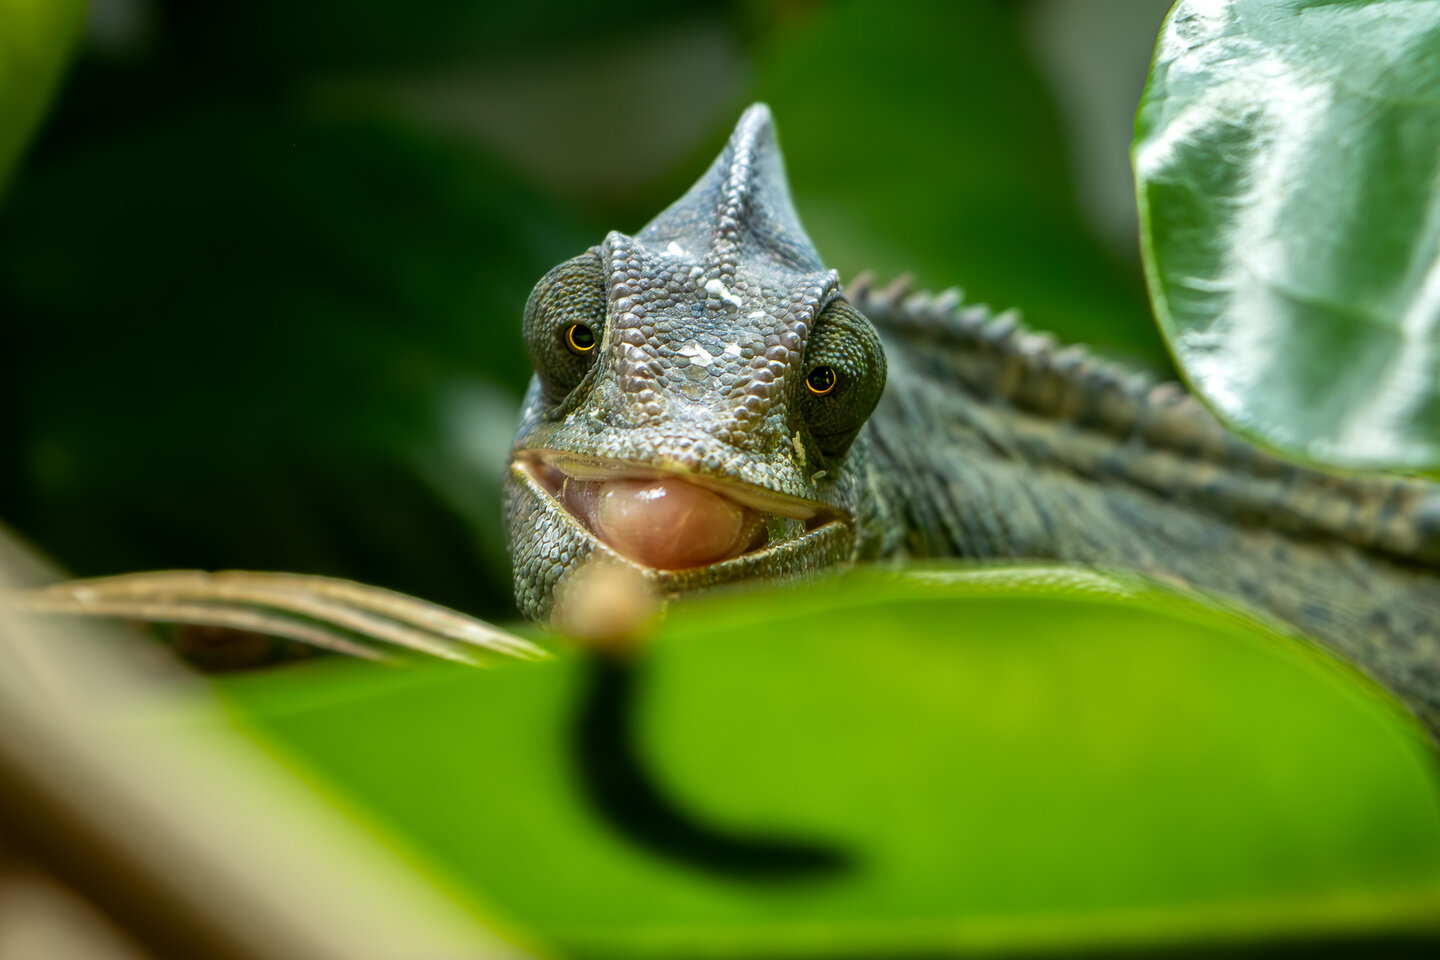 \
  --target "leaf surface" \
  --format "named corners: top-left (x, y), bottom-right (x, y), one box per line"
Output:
top-left (1135, 0), bottom-right (1440, 470)
top-left (0, 0), bottom-right (84, 195)
top-left (223, 567), bottom-right (1440, 957)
